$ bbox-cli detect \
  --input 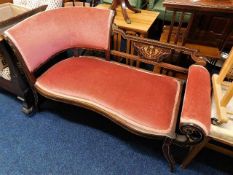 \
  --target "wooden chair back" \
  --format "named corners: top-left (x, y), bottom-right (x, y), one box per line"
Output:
top-left (112, 27), bottom-right (206, 80)
top-left (212, 47), bottom-right (233, 124)
top-left (159, 6), bottom-right (222, 60)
